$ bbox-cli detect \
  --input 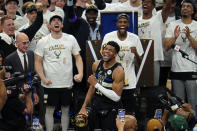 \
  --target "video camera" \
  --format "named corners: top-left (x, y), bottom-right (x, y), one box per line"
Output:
top-left (158, 88), bottom-right (184, 113)
top-left (3, 72), bottom-right (40, 98)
